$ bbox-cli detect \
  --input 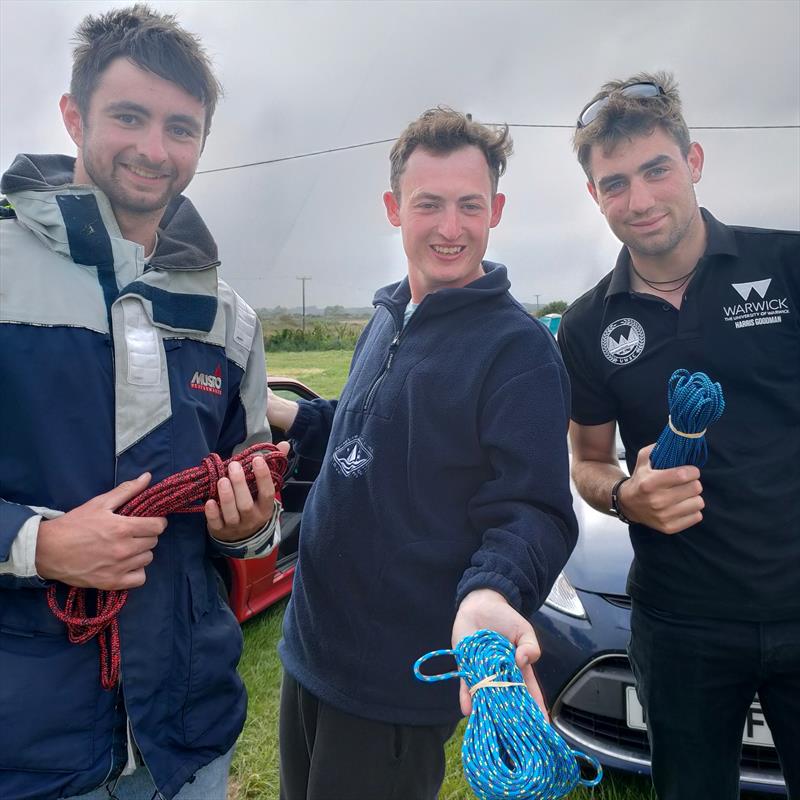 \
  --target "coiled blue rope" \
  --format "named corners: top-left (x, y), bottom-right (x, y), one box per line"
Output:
top-left (414, 629), bottom-right (602, 799)
top-left (650, 369), bottom-right (725, 469)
